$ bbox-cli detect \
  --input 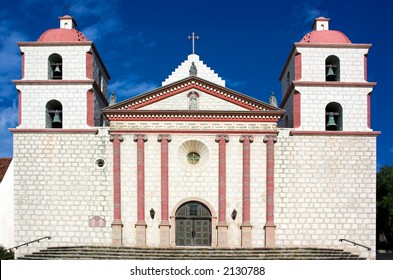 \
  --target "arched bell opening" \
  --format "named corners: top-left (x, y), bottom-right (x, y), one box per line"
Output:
top-left (325, 55), bottom-right (340, 82)
top-left (325, 102), bottom-right (343, 131)
top-left (48, 53), bottom-right (62, 80)
top-left (46, 100), bottom-right (63, 128)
